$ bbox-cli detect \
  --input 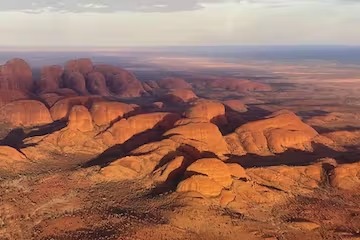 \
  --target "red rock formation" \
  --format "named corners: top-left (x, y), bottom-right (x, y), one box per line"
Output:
top-left (225, 110), bottom-right (318, 156)
top-left (223, 100), bottom-right (247, 113)
top-left (143, 80), bottom-right (160, 92)
top-left (39, 93), bottom-right (63, 107)
top-left (177, 175), bottom-right (224, 197)
top-left (186, 158), bottom-right (233, 188)
top-left (37, 65), bottom-right (64, 93)
top-left (164, 122), bottom-right (229, 157)
top-left (246, 164), bottom-right (323, 193)
top-left (101, 112), bottom-right (181, 147)
top-left (94, 64), bottom-right (145, 97)
top-left (50, 96), bottom-right (102, 121)
top-left (0, 100), bottom-right (52, 127)
top-left (0, 146), bottom-right (29, 173)
top-left (90, 101), bottom-right (134, 126)
top-left (64, 58), bottom-right (93, 75)
top-left (164, 89), bottom-right (197, 103)
top-left (185, 99), bottom-right (227, 126)
top-left (63, 71), bottom-right (88, 95)
top-left (67, 105), bottom-right (94, 132)
top-left (331, 162), bottom-right (360, 191)
top-left (0, 90), bottom-right (29, 108)
top-left (0, 58), bottom-right (33, 92)
top-left (86, 72), bottom-right (110, 96)
top-left (107, 72), bottom-right (145, 97)
top-left (157, 77), bottom-right (192, 89)
top-left (53, 88), bottom-right (78, 97)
